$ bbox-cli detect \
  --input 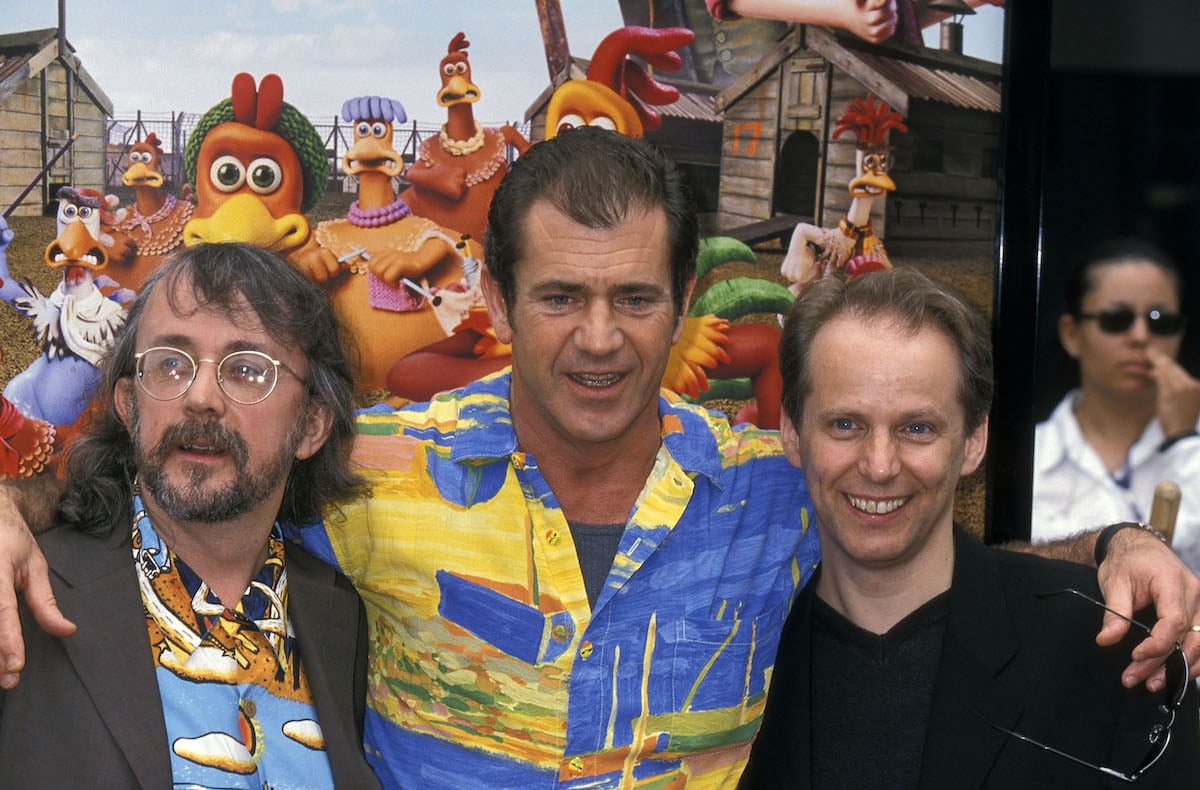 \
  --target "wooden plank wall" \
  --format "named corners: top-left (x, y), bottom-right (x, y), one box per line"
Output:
top-left (887, 101), bottom-right (999, 248)
top-left (716, 69), bottom-right (780, 231)
top-left (715, 51), bottom-right (830, 233)
top-left (0, 69), bottom-right (46, 217)
top-left (1, 59), bottom-right (108, 217)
